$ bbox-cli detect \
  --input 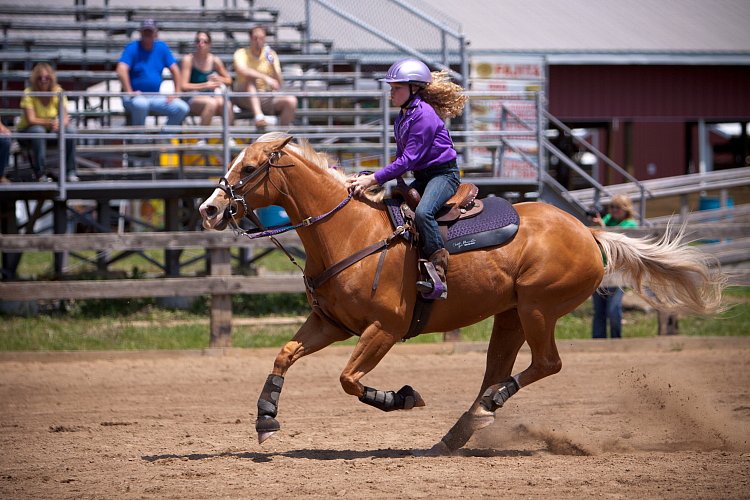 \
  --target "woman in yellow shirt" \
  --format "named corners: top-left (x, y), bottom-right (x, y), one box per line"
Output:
top-left (18, 62), bottom-right (78, 182)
